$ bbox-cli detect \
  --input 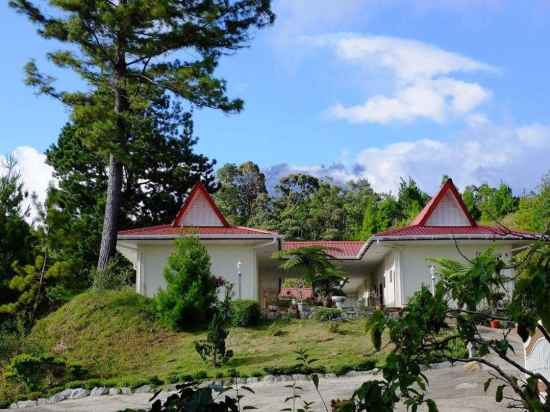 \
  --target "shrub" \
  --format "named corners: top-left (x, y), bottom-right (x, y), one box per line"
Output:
top-left (5, 353), bottom-right (86, 392)
top-left (264, 364), bottom-right (325, 376)
top-left (92, 256), bottom-right (134, 290)
top-left (231, 300), bottom-right (262, 327)
top-left (154, 237), bottom-right (218, 330)
top-left (313, 307), bottom-right (342, 321)
top-left (0, 328), bottom-right (23, 363)
top-left (195, 286), bottom-right (233, 367)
